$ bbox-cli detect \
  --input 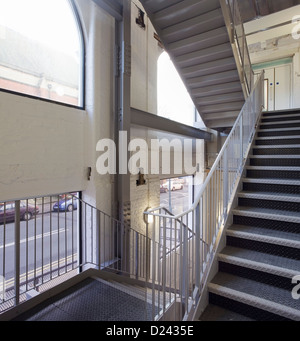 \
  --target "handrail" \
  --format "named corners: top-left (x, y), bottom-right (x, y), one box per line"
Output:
top-left (220, 0), bottom-right (254, 96)
top-left (145, 72), bottom-right (264, 222)
top-left (145, 71), bottom-right (265, 320)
